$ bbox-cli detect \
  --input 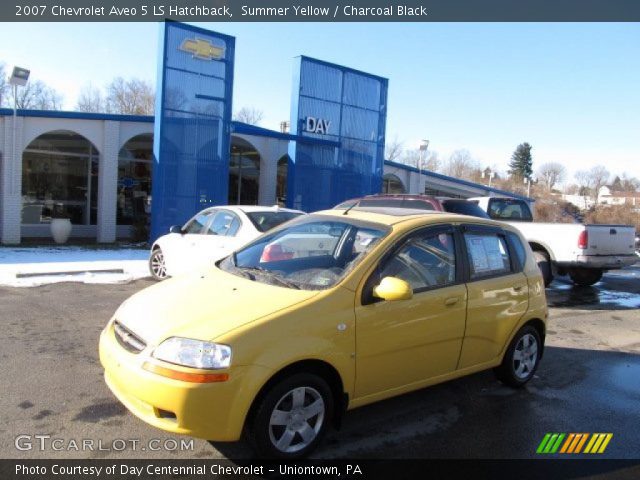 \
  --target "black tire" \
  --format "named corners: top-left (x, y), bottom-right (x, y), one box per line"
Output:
top-left (148, 247), bottom-right (168, 280)
top-left (249, 373), bottom-right (333, 459)
top-left (494, 325), bottom-right (542, 388)
top-left (533, 250), bottom-right (553, 287)
top-left (569, 268), bottom-right (603, 287)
